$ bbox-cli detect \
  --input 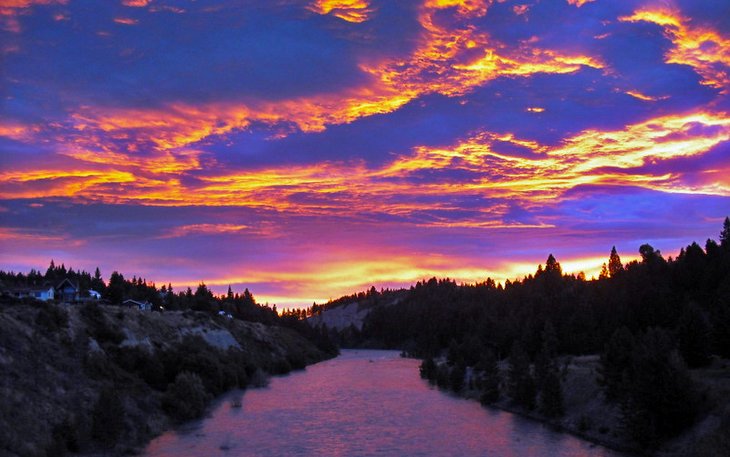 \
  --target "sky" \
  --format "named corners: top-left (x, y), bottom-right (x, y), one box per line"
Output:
top-left (1, 0), bottom-right (729, 308)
